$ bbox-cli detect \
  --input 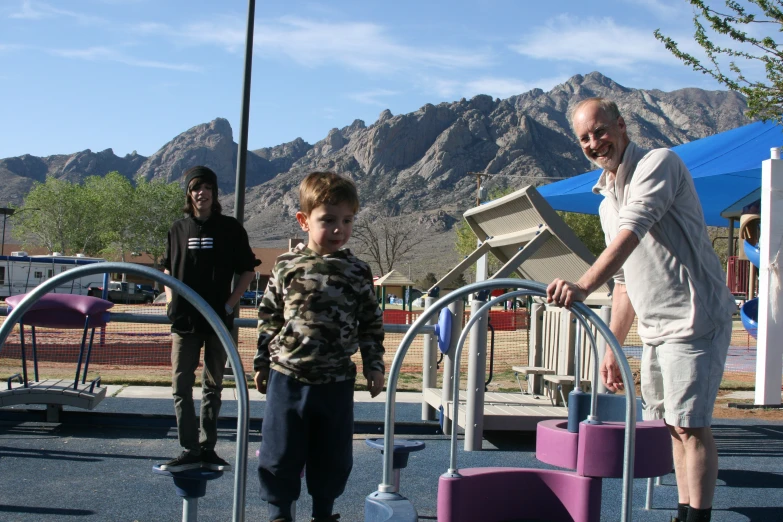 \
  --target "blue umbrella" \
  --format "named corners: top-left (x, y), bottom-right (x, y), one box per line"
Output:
top-left (538, 121), bottom-right (783, 227)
